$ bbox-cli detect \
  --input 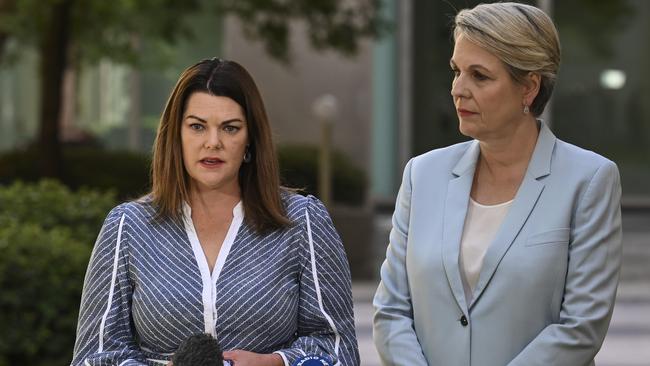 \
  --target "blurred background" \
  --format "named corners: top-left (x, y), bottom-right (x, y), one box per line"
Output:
top-left (0, 0), bottom-right (648, 365)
